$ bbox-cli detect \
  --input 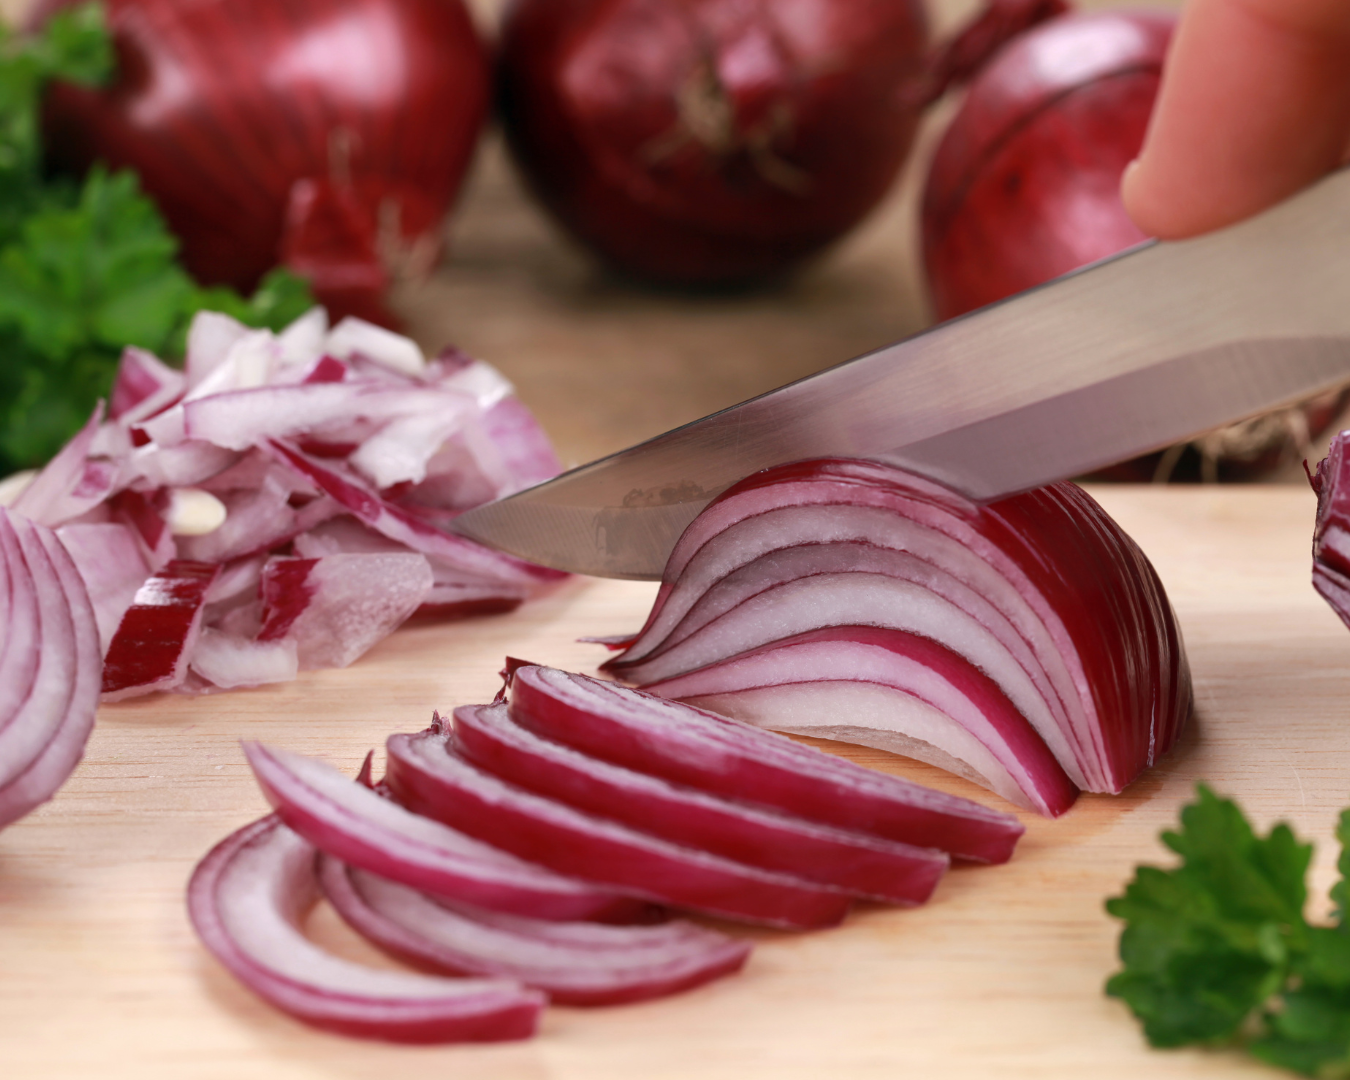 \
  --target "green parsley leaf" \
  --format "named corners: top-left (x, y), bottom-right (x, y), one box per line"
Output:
top-left (1107, 786), bottom-right (1350, 1077)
